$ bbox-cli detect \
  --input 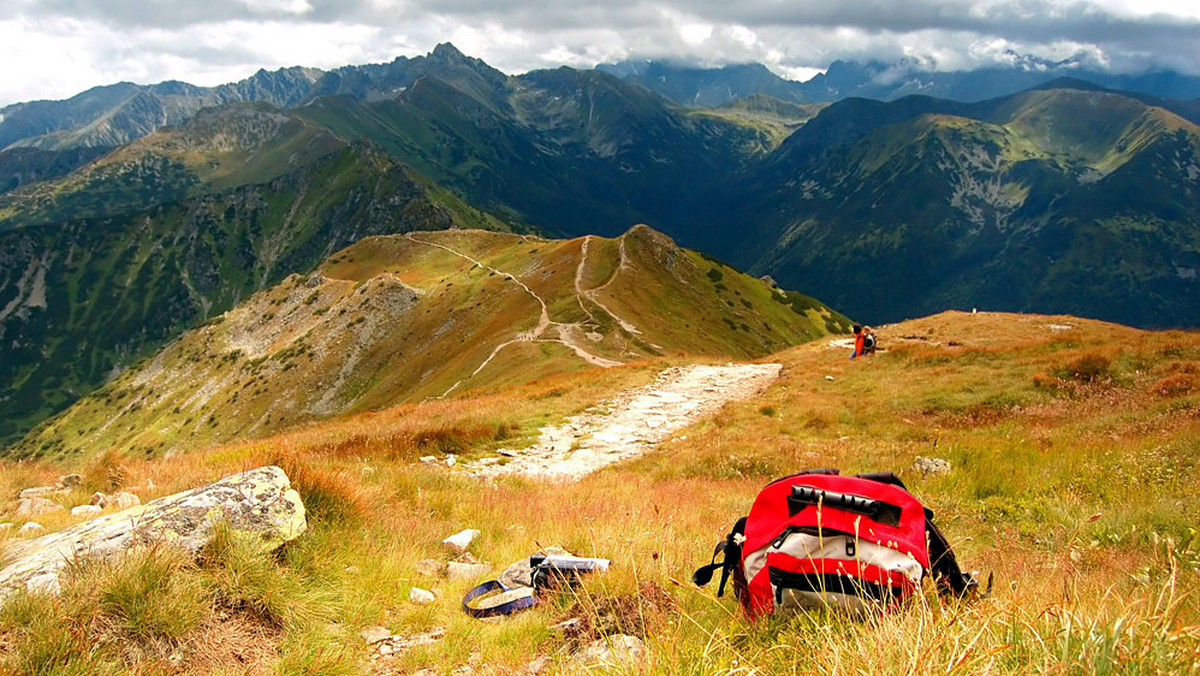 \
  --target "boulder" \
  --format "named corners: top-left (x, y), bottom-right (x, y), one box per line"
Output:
top-left (70, 505), bottom-right (102, 517)
top-left (0, 466), bottom-right (306, 599)
top-left (15, 498), bottom-right (65, 520)
top-left (442, 528), bottom-right (480, 554)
